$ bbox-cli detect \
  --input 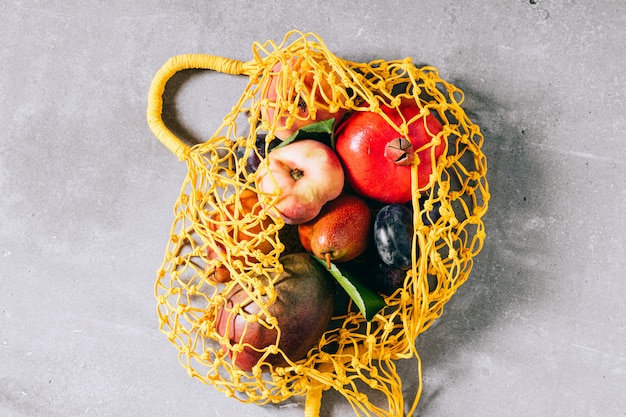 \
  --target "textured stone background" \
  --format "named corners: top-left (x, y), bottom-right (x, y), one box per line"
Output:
top-left (1, 1), bottom-right (624, 416)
